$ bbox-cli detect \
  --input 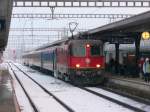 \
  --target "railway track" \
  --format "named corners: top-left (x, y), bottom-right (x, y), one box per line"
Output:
top-left (8, 62), bottom-right (74, 112)
top-left (97, 85), bottom-right (150, 105)
top-left (81, 87), bottom-right (150, 112)
top-left (9, 62), bottom-right (150, 112)
top-left (8, 63), bottom-right (39, 112)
